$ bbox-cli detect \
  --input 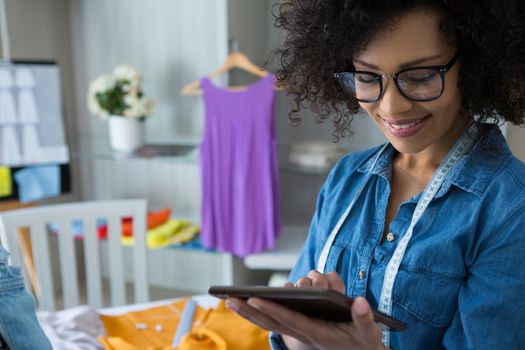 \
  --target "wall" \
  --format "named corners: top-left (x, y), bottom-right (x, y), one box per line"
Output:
top-left (69, 0), bottom-right (228, 142)
top-left (4, 0), bottom-right (385, 225)
top-left (508, 124), bottom-right (525, 163)
top-left (69, 0), bottom-right (229, 216)
top-left (2, 0), bottom-right (80, 204)
top-left (227, 0), bottom-right (269, 86)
